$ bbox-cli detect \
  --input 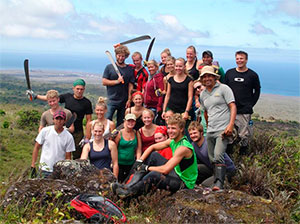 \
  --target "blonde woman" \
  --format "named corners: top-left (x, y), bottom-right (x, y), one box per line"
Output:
top-left (80, 121), bottom-right (119, 178)
top-left (86, 97), bottom-right (116, 140)
top-left (125, 91), bottom-right (146, 130)
top-left (139, 109), bottom-right (157, 152)
top-left (159, 48), bottom-right (171, 76)
top-left (163, 56), bottom-right (176, 95)
top-left (162, 58), bottom-right (193, 121)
